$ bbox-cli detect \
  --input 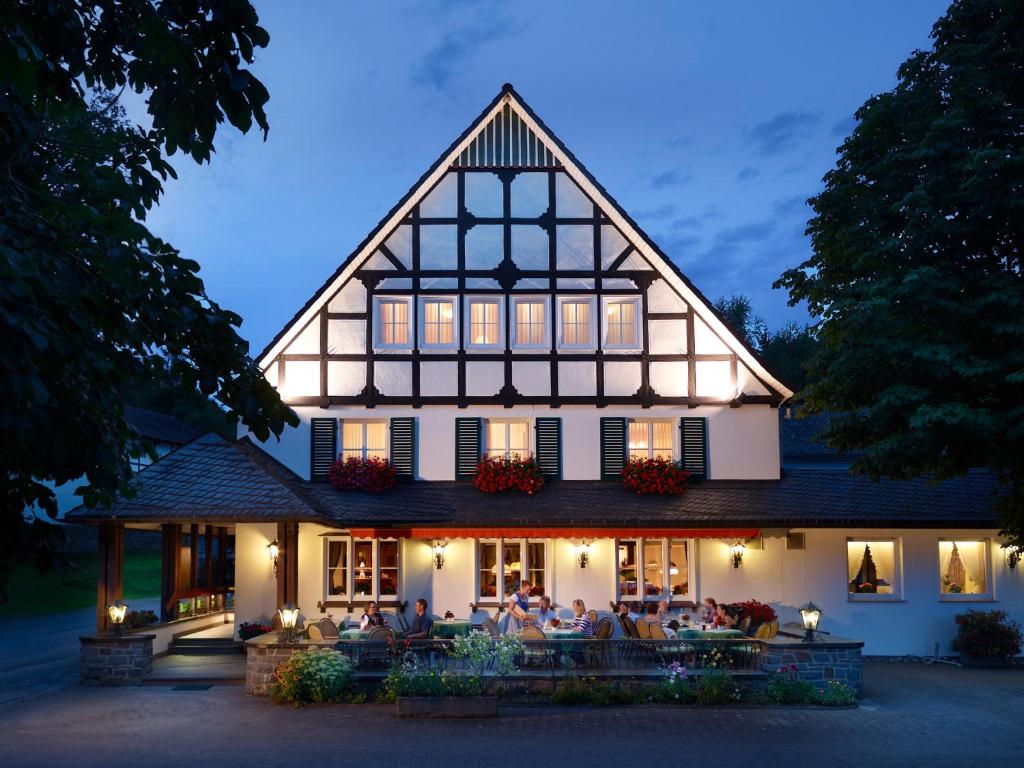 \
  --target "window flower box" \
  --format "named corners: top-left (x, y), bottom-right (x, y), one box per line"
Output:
top-left (472, 455), bottom-right (543, 494)
top-left (622, 457), bottom-right (689, 495)
top-left (329, 456), bottom-right (397, 493)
